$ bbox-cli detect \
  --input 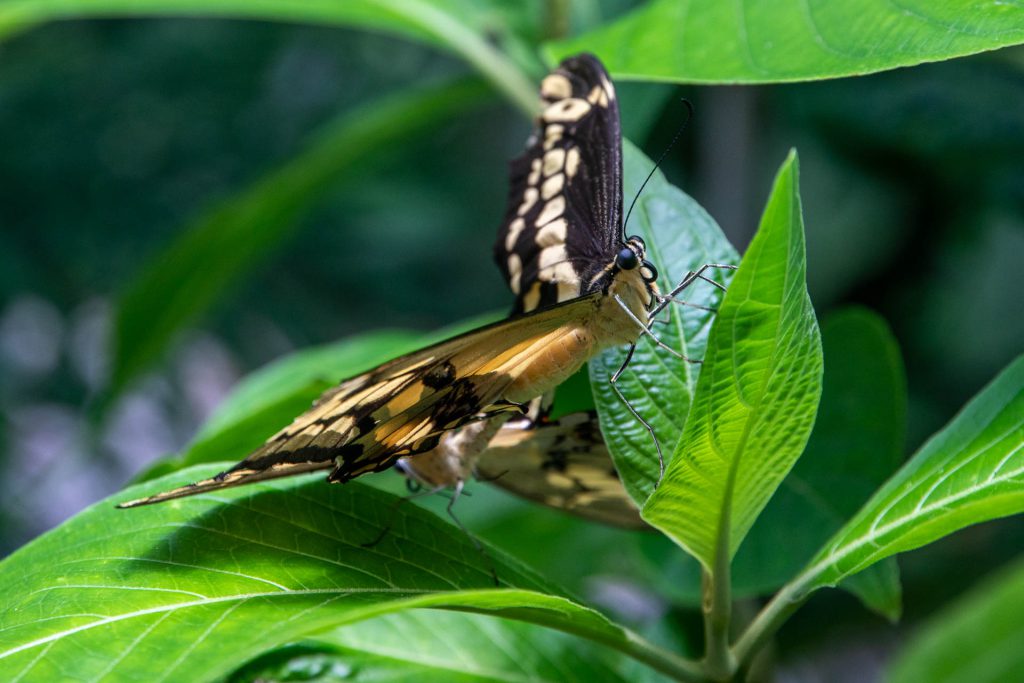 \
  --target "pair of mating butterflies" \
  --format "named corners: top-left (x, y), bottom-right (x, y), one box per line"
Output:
top-left (120, 54), bottom-right (712, 530)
